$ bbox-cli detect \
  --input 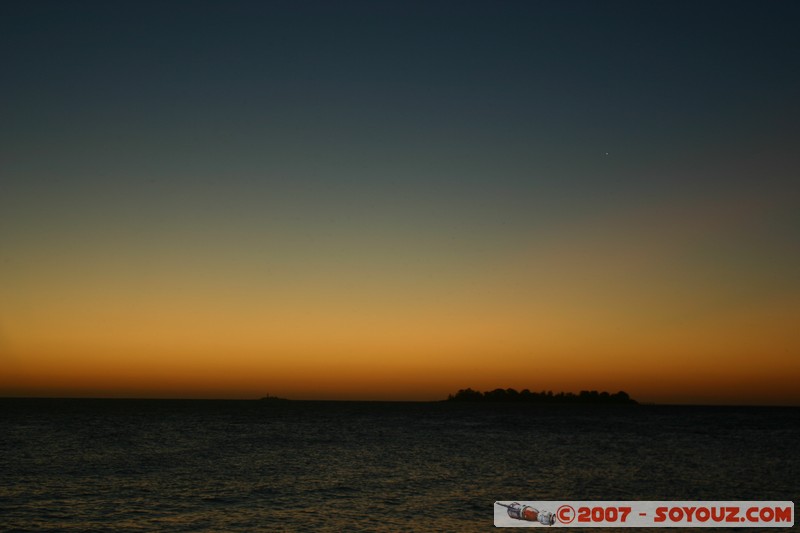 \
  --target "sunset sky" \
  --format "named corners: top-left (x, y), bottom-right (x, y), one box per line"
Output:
top-left (2, 1), bottom-right (799, 404)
